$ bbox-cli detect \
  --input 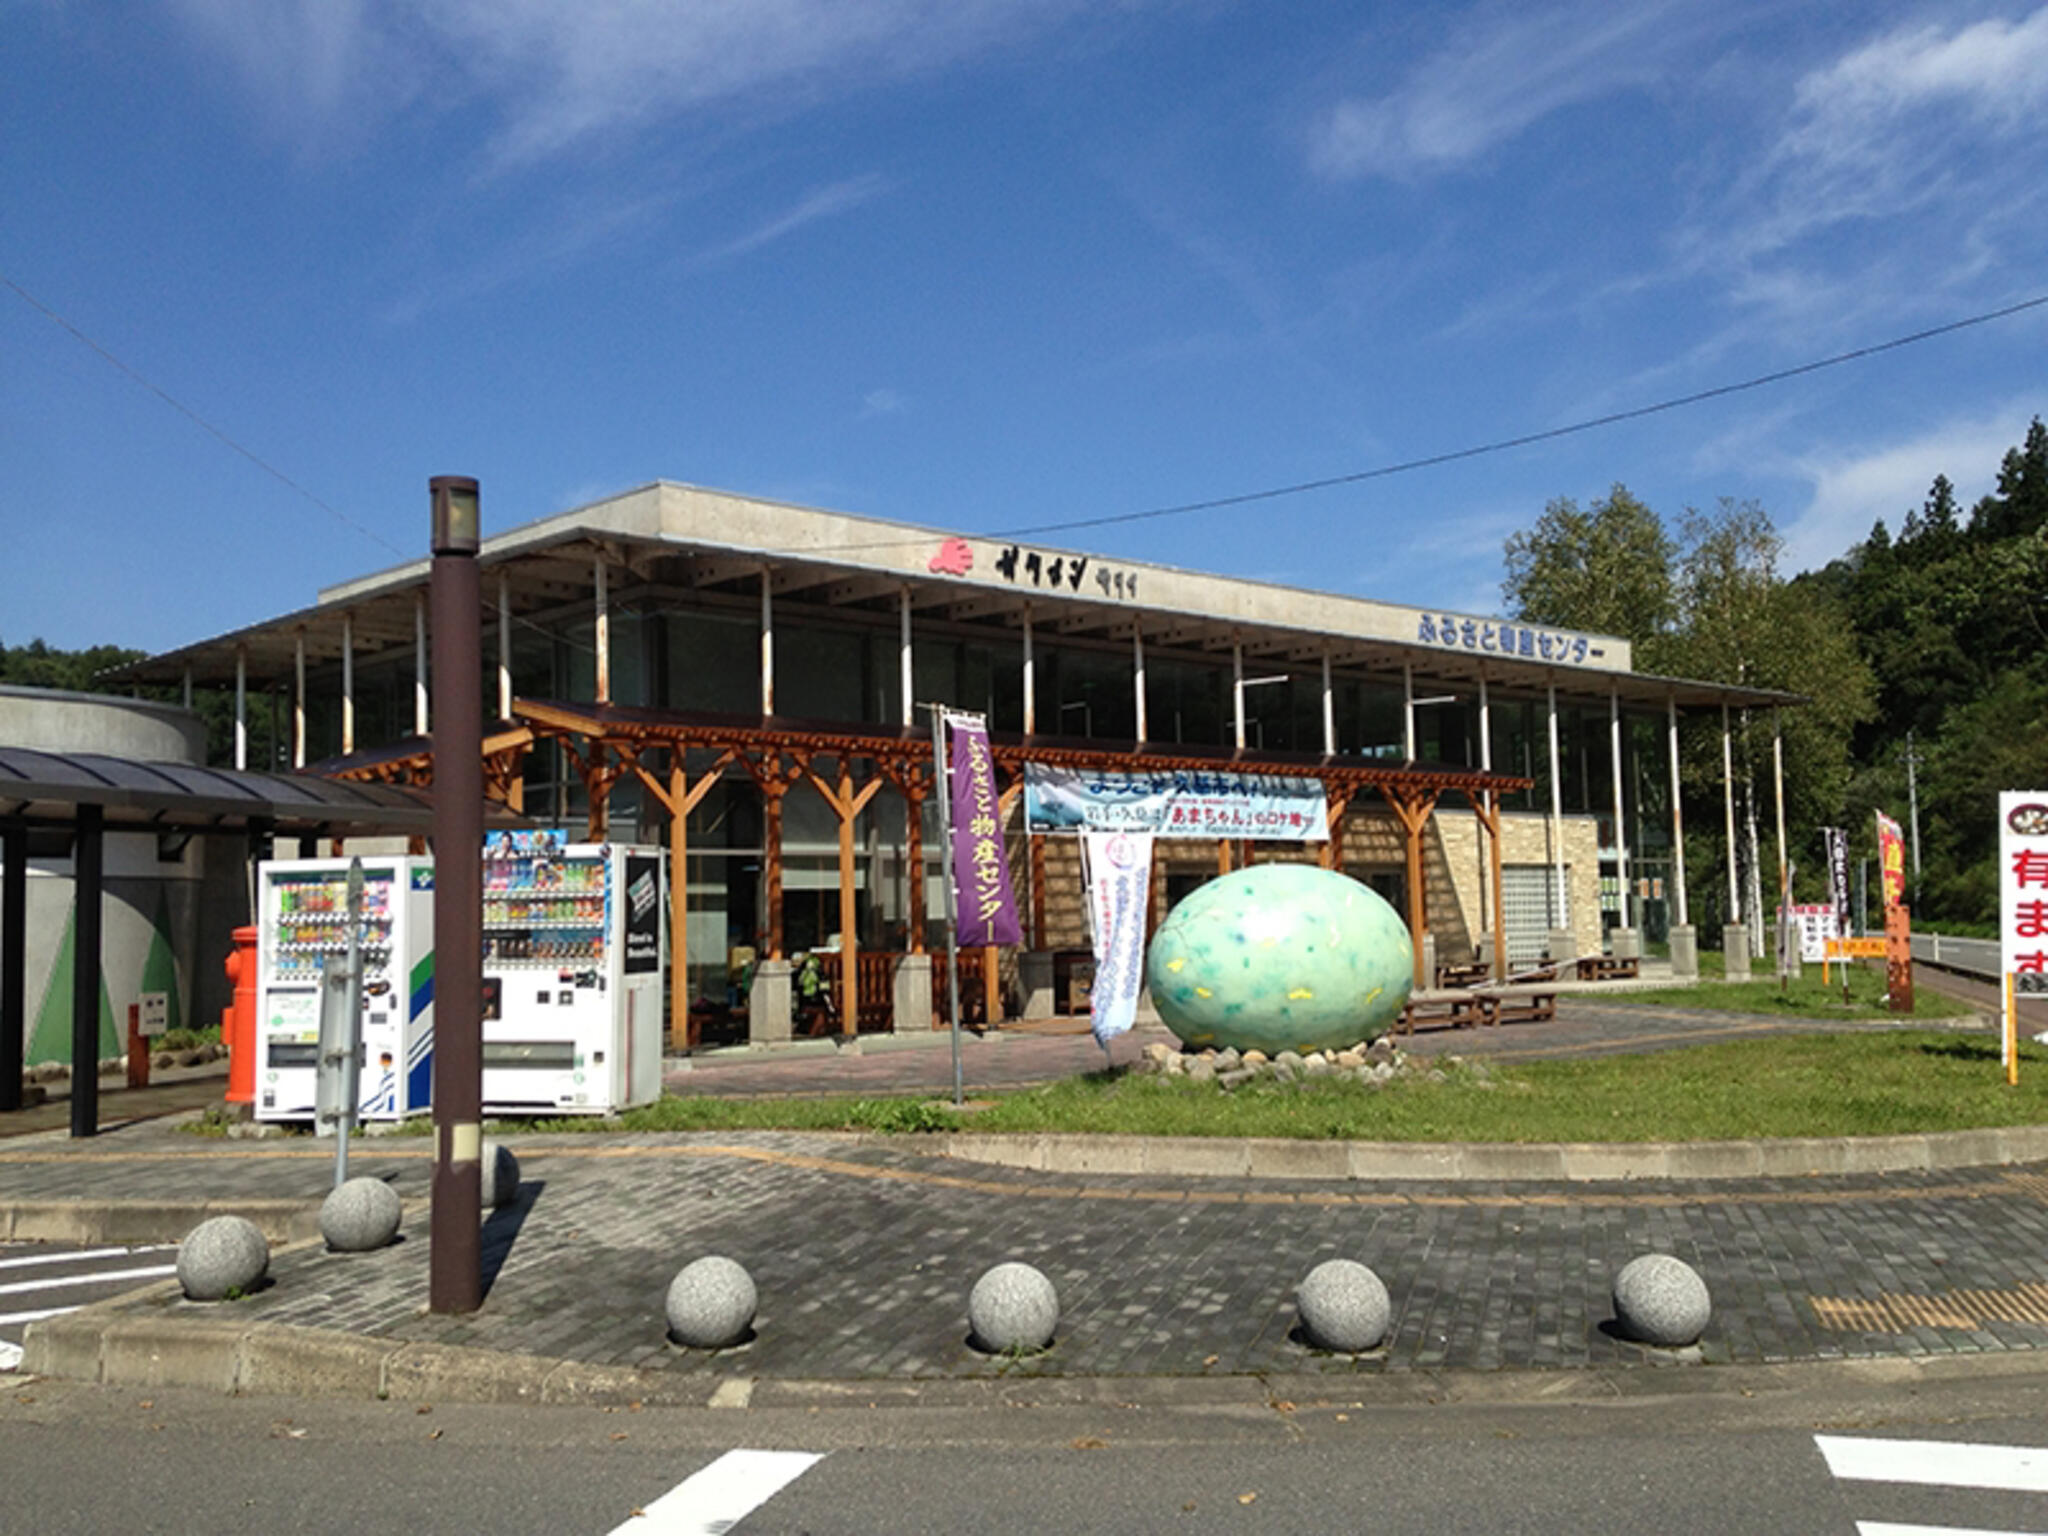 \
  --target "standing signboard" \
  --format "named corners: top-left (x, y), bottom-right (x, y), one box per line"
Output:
top-left (1999, 793), bottom-right (2048, 1074)
top-left (948, 714), bottom-right (1022, 946)
top-left (1823, 827), bottom-right (1852, 935)
top-left (1082, 829), bottom-right (1153, 1047)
